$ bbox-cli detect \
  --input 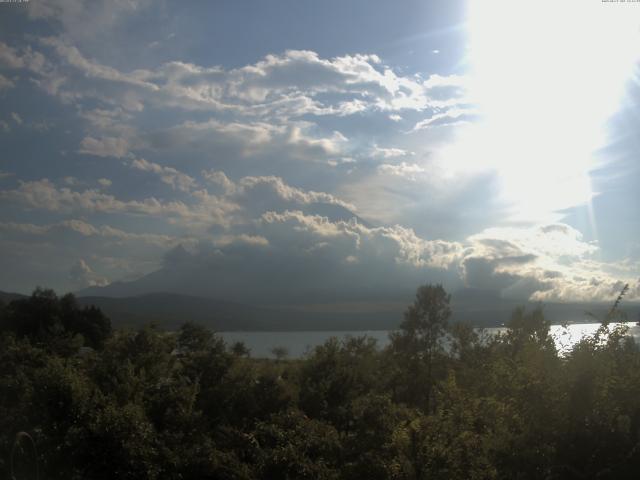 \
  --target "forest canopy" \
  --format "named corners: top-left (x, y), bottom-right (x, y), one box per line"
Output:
top-left (1, 285), bottom-right (639, 479)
